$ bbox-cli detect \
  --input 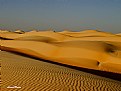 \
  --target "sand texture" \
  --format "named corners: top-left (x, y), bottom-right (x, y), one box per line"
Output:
top-left (1, 30), bottom-right (121, 90)
top-left (1, 51), bottom-right (121, 91)
top-left (1, 30), bottom-right (121, 74)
